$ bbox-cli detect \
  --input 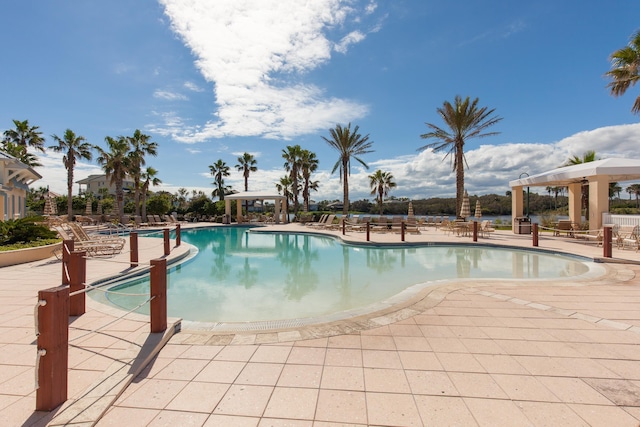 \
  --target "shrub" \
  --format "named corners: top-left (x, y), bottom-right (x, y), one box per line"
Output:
top-left (0, 217), bottom-right (58, 246)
